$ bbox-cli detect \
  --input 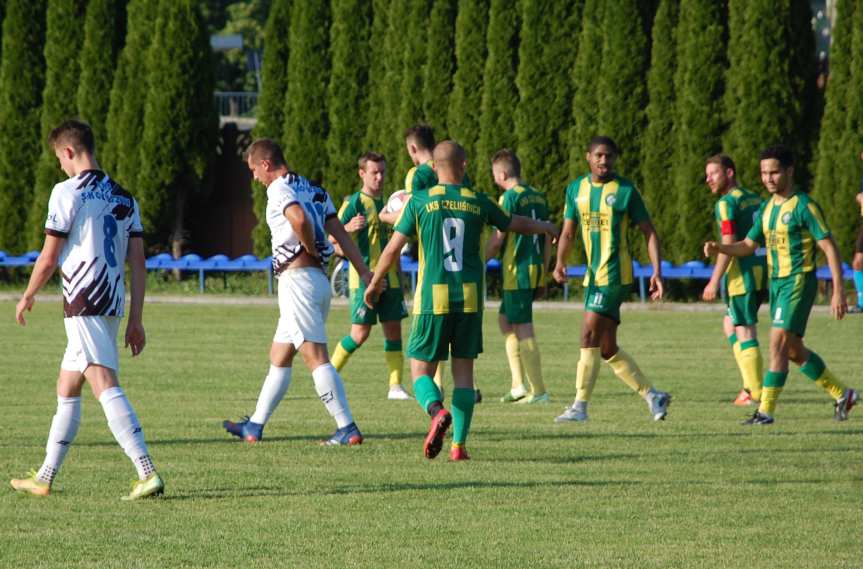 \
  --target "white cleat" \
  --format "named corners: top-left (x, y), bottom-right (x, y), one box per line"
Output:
top-left (388, 385), bottom-right (413, 400)
top-left (555, 402), bottom-right (588, 423)
top-left (647, 390), bottom-right (671, 421)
